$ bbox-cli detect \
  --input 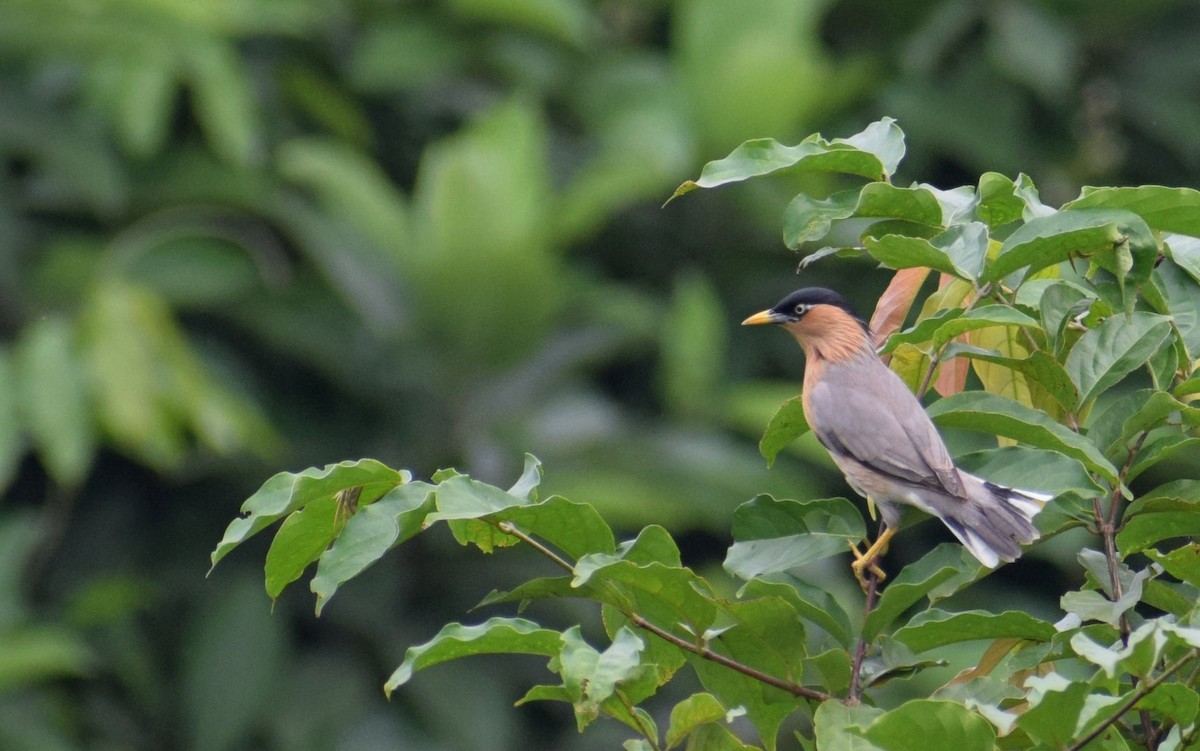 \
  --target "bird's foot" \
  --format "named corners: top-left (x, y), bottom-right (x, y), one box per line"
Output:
top-left (848, 541), bottom-right (887, 593)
